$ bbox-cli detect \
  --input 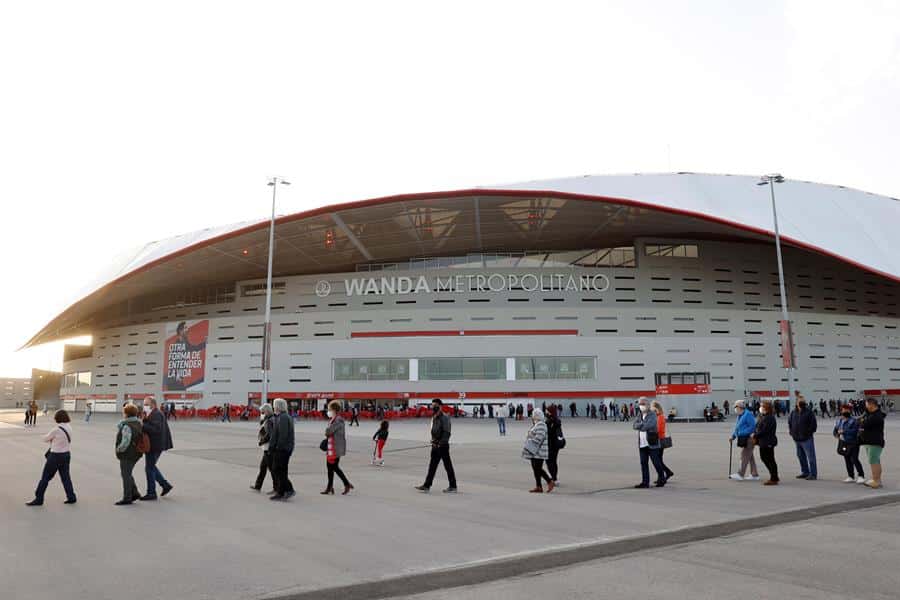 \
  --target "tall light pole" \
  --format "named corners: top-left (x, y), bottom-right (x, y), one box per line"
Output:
top-left (262, 176), bottom-right (290, 408)
top-left (757, 174), bottom-right (795, 406)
